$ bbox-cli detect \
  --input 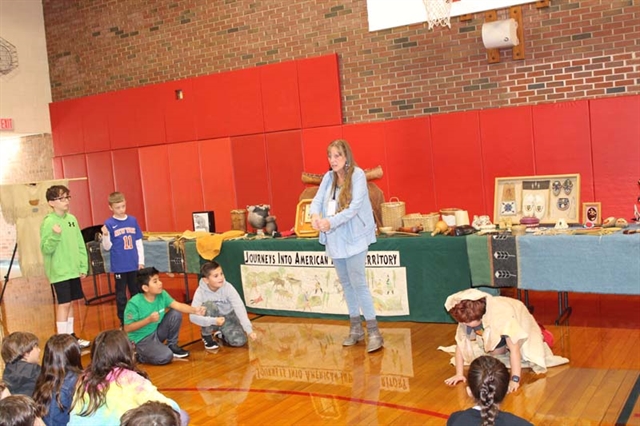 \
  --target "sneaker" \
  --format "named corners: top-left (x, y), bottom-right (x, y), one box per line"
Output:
top-left (202, 334), bottom-right (219, 350)
top-left (168, 344), bottom-right (190, 358)
top-left (213, 331), bottom-right (222, 340)
top-left (70, 333), bottom-right (91, 349)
